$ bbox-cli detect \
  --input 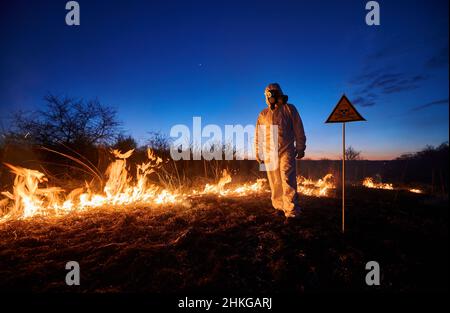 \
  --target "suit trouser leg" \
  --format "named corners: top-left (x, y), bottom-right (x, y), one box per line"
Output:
top-left (266, 164), bottom-right (284, 211)
top-left (279, 149), bottom-right (300, 214)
